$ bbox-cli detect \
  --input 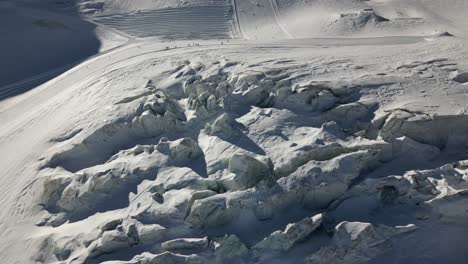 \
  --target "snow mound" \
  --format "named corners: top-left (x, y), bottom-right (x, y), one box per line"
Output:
top-left (308, 222), bottom-right (417, 264)
top-left (326, 10), bottom-right (390, 33)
